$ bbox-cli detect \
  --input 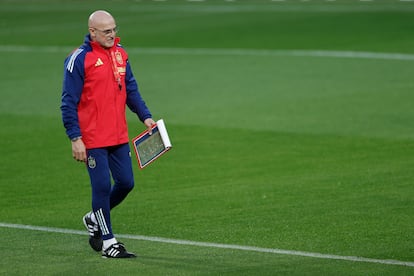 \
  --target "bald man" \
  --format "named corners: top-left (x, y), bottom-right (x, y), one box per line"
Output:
top-left (61, 10), bottom-right (155, 258)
